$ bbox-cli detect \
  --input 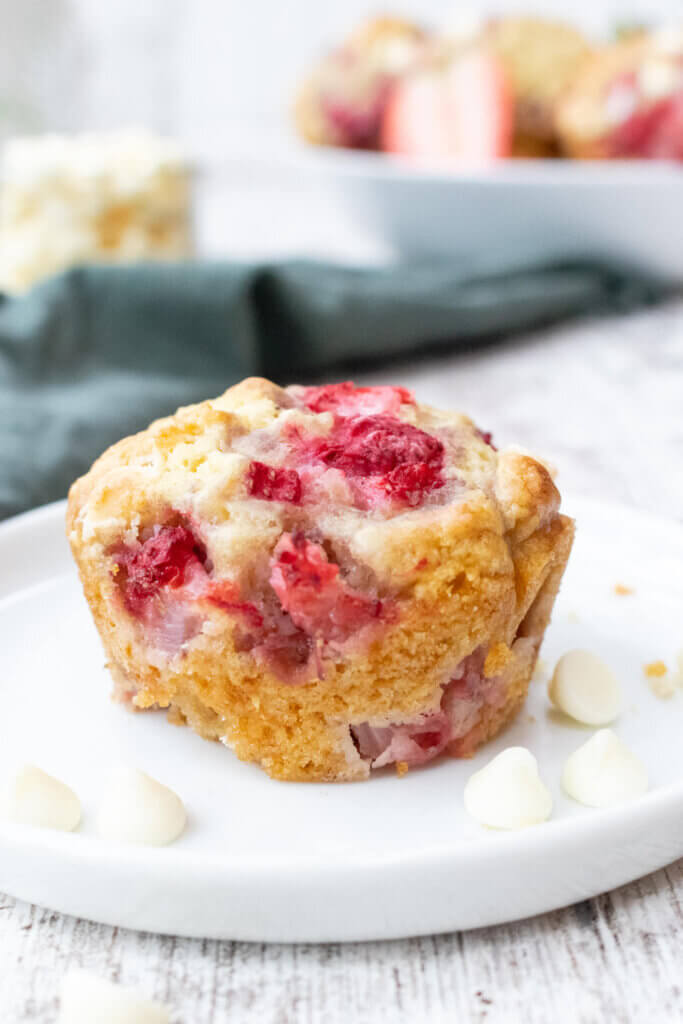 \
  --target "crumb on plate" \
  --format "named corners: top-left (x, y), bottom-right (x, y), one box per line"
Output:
top-left (648, 675), bottom-right (677, 700)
